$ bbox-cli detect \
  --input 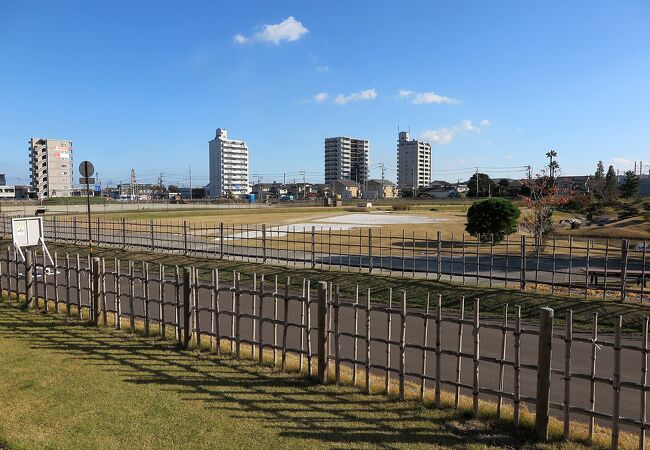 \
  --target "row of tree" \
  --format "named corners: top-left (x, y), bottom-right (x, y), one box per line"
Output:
top-left (590, 161), bottom-right (641, 203)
